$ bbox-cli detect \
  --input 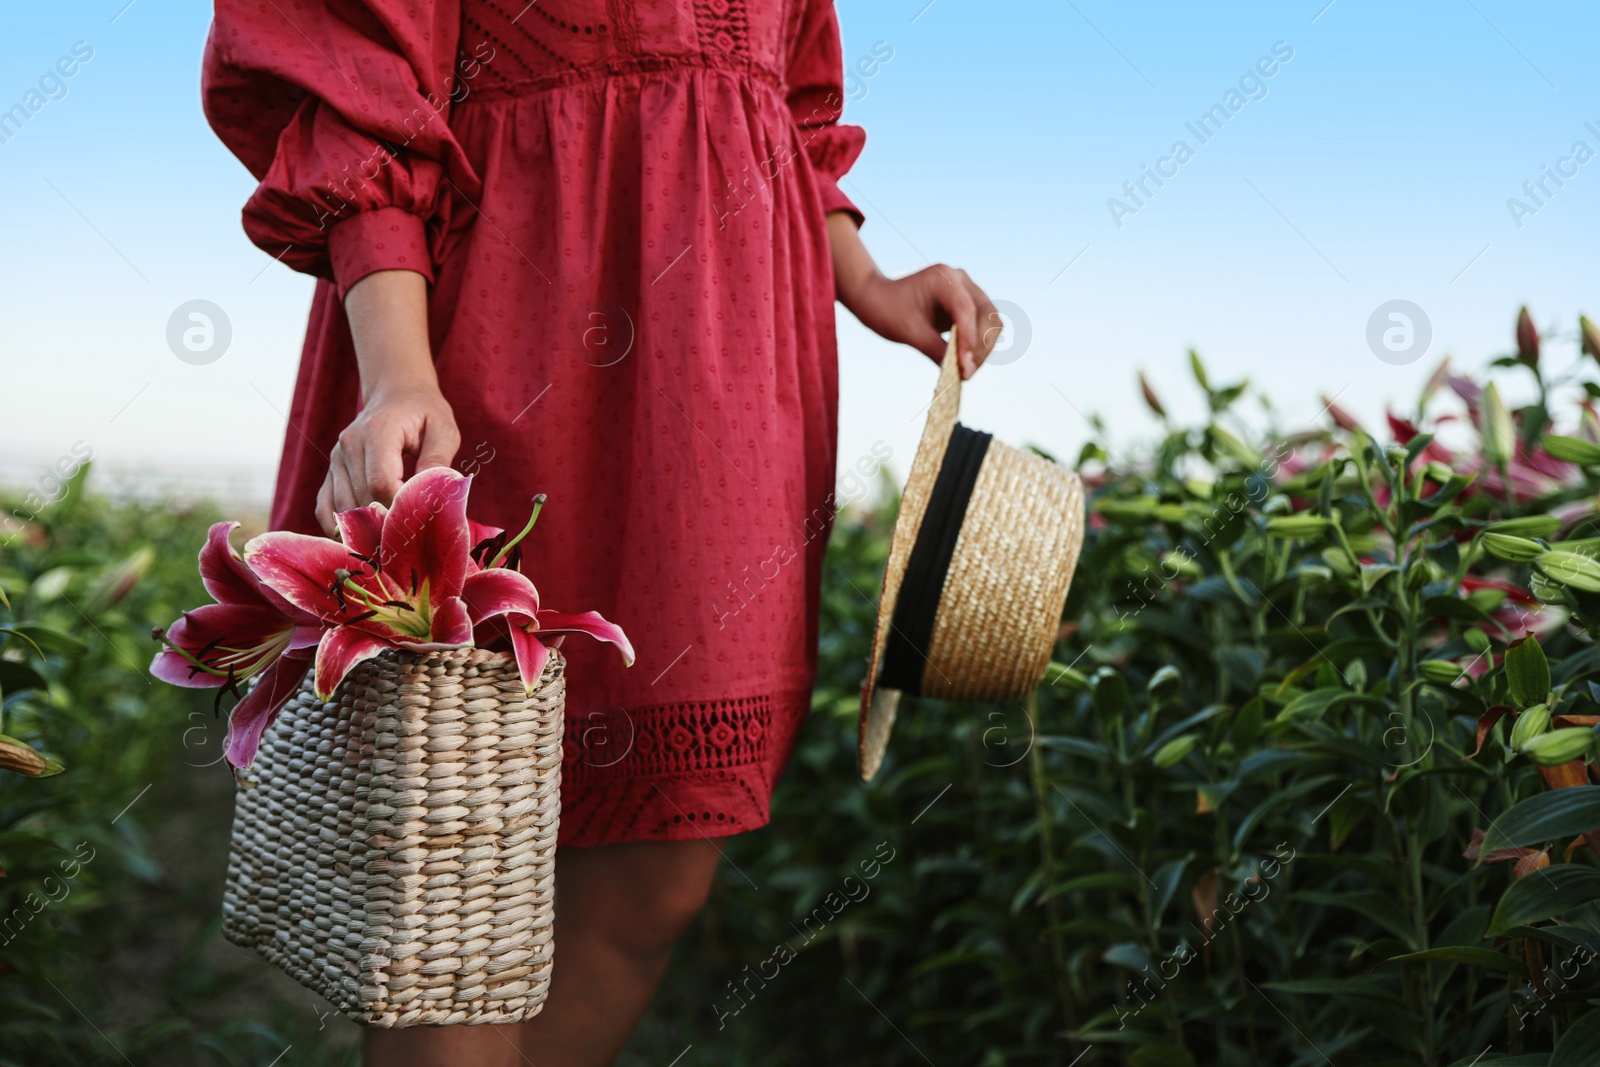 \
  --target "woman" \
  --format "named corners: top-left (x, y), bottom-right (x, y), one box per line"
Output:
top-left (203, 2), bottom-right (997, 1063)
